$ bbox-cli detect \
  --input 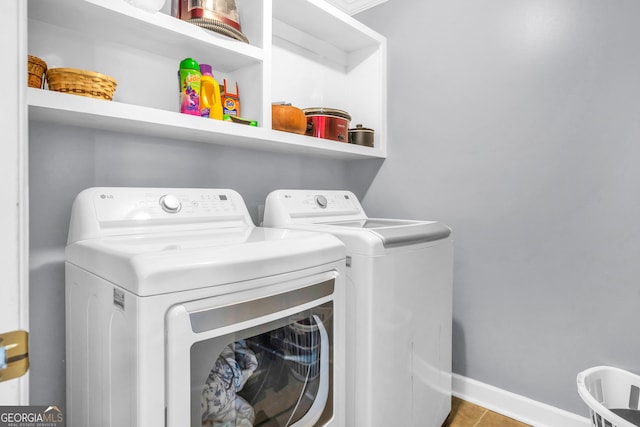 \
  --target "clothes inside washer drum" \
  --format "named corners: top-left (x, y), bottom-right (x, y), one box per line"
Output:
top-left (201, 341), bottom-right (258, 427)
